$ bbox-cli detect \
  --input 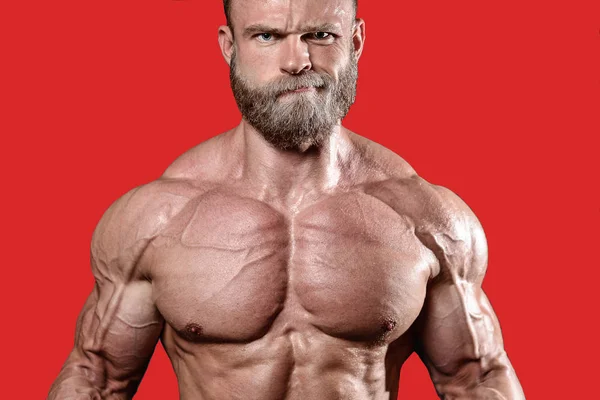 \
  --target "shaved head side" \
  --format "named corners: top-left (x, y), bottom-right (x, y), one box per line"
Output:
top-left (223, 0), bottom-right (358, 29)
